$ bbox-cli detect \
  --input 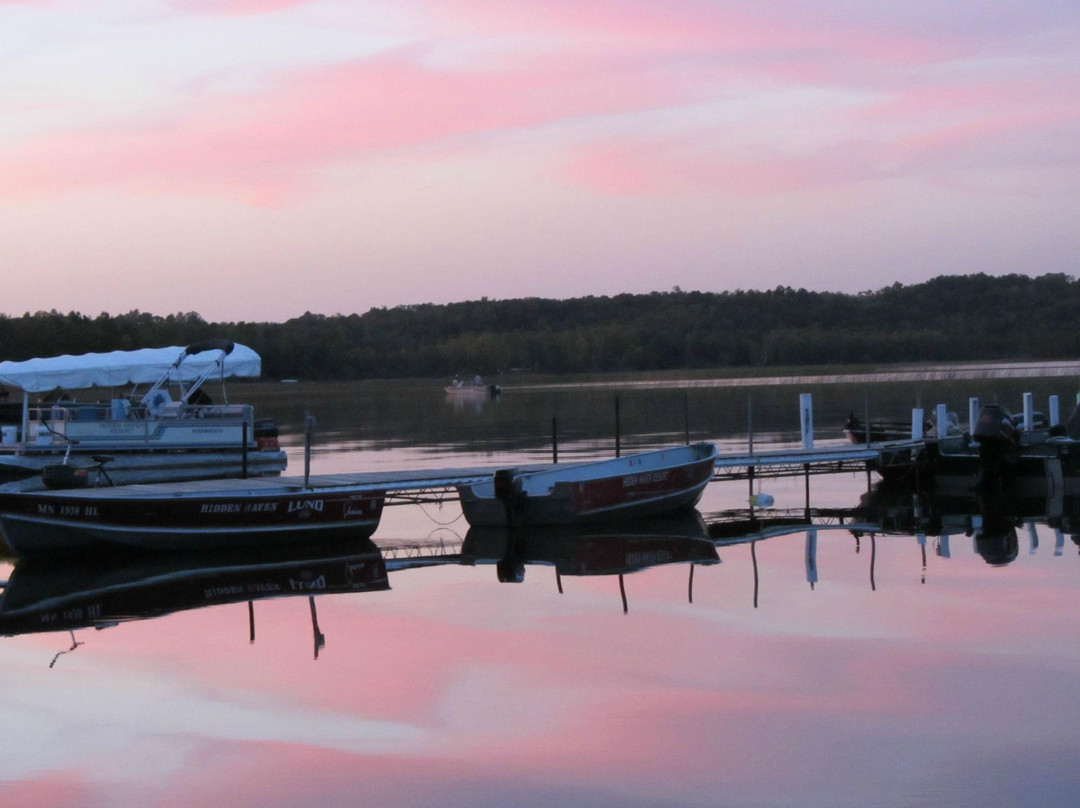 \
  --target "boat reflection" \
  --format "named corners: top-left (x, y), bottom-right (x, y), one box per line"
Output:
top-left (0, 539), bottom-right (389, 661)
top-left (460, 513), bottom-right (719, 612)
